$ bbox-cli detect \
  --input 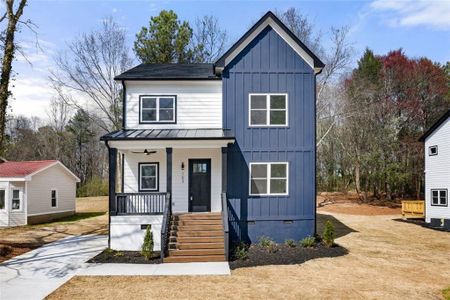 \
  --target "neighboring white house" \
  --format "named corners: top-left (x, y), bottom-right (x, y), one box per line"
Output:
top-left (0, 160), bottom-right (80, 227)
top-left (419, 109), bottom-right (450, 230)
